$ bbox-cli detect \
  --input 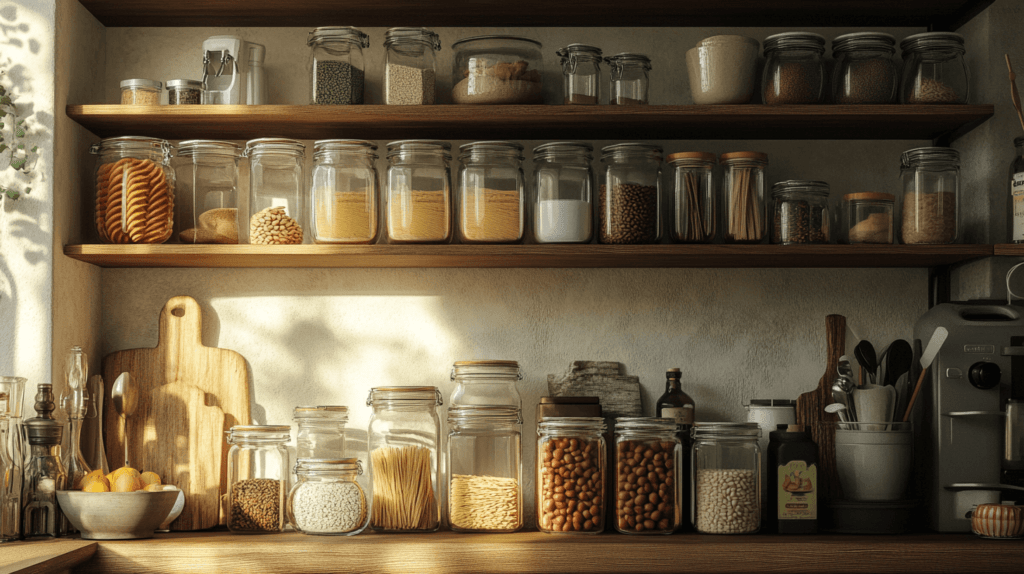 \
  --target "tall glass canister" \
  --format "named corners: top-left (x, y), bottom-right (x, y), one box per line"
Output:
top-left (385, 140), bottom-right (453, 243)
top-left (606, 53), bottom-right (651, 105)
top-left (447, 406), bottom-right (523, 533)
top-left (457, 141), bottom-right (526, 244)
top-left (308, 26), bottom-right (369, 105)
top-left (226, 425), bottom-right (291, 534)
top-left (614, 418), bottom-right (683, 535)
top-left (311, 140), bottom-right (379, 244)
top-left (599, 143), bottom-right (662, 244)
top-left (0, 377), bottom-right (25, 541)
top-left (384, 28), bottom-right (440, 105)
top-left (90, 136), bottom-right (176, 244)
top-left (533, 142), bottom-right (595, 244)
top-left (175, 140), bottom-right (241, 244)
top-left (691, 422), bottom-right (761, 534)
top-left (558, 44), bottom-right (603, 105)
top-left (900, 147), bottom-right (960, 244)
top-left (537, 417), bottom-right (607, 534)
top-left (245, 138), bottom-right (306, 245)
top-left (668, 152), bottom-right (716, 243)
top-left (720, 151), bottom-right (769, 244)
